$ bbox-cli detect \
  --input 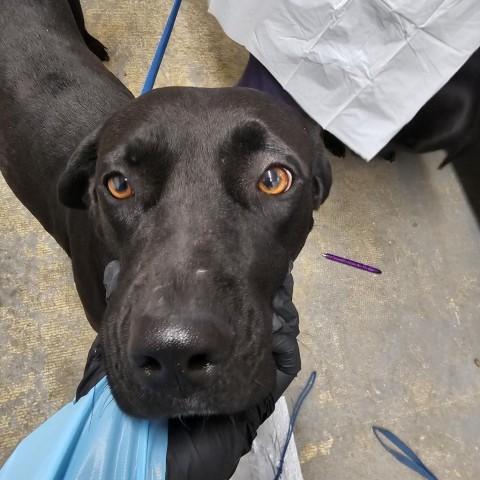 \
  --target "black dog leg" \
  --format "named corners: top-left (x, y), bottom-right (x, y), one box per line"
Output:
top-left (67, 0), bottom-right (109, 61)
